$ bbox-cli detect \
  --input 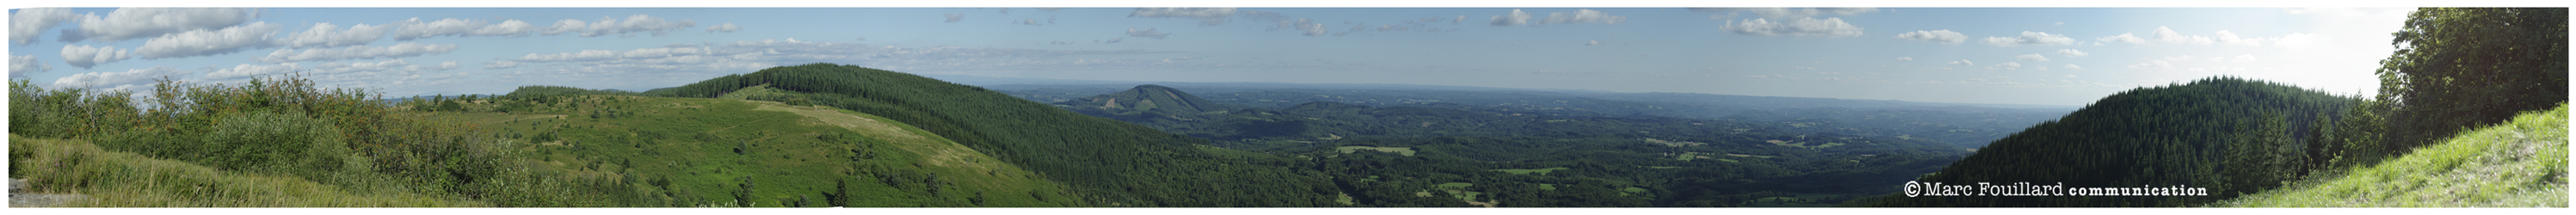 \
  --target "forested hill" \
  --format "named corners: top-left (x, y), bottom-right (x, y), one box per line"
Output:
top-left (639, 64), bottom-right (1340, 206)
top-left (1054, 84), bottom-right (1228, 115)
top-left (1864, 77), bottom-right (2356, 207)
